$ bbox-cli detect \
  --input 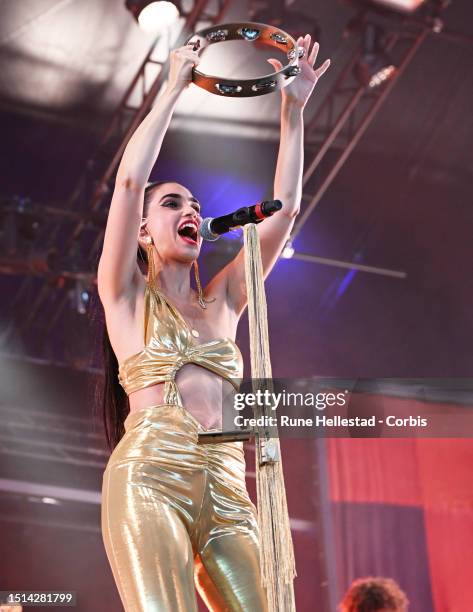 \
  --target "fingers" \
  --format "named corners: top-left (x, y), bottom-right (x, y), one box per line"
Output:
top-left (298, 34), bottom-right (331, 78)
top-left (181, 49), bottom-right (200, 60)
top-left (186, 39), bottom-right (201, 52)
top-left (314, 58), bottom-right (331, 79)
top-left (173, 43), bottom-right (202, 58)
top-left (296, 36), bottom-right (305, 59)
top-left (309, 41), bottom-right (319, 67)
top-left (297, 34), bottom-right (316, 62)
top-left (177, 46), bottom-right (200, 56)
top-left (303, 34), bottom-right (311, 55)
top-left (172, 47), bottom-right (201, 64)
top-left (296, 35), bottom-right (308, 54)
top-left (267, 58), bottom-right (283, 71)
